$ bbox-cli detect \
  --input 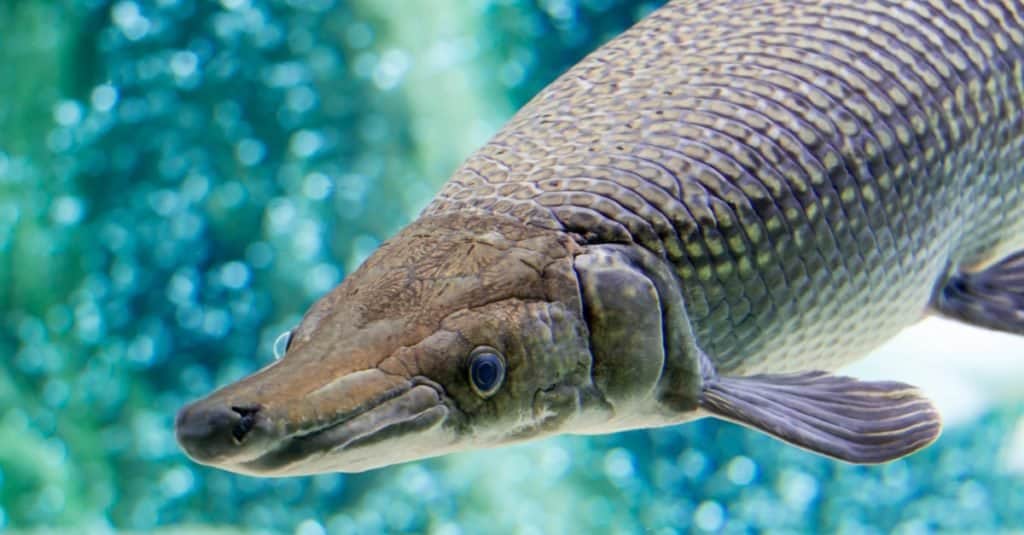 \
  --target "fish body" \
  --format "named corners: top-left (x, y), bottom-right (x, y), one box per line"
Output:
top-left (426, 0), bottom-right (1024, 376)
top-left (175, 0), bottom-right (1024, 475)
